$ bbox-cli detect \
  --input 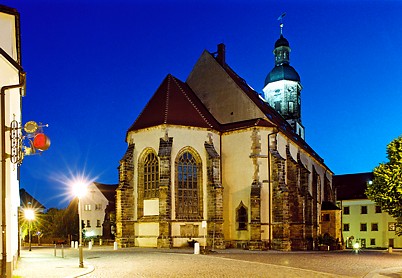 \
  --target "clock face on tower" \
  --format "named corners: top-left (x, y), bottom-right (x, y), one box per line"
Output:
top-left (273, 88), bottom-right (282, 101)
